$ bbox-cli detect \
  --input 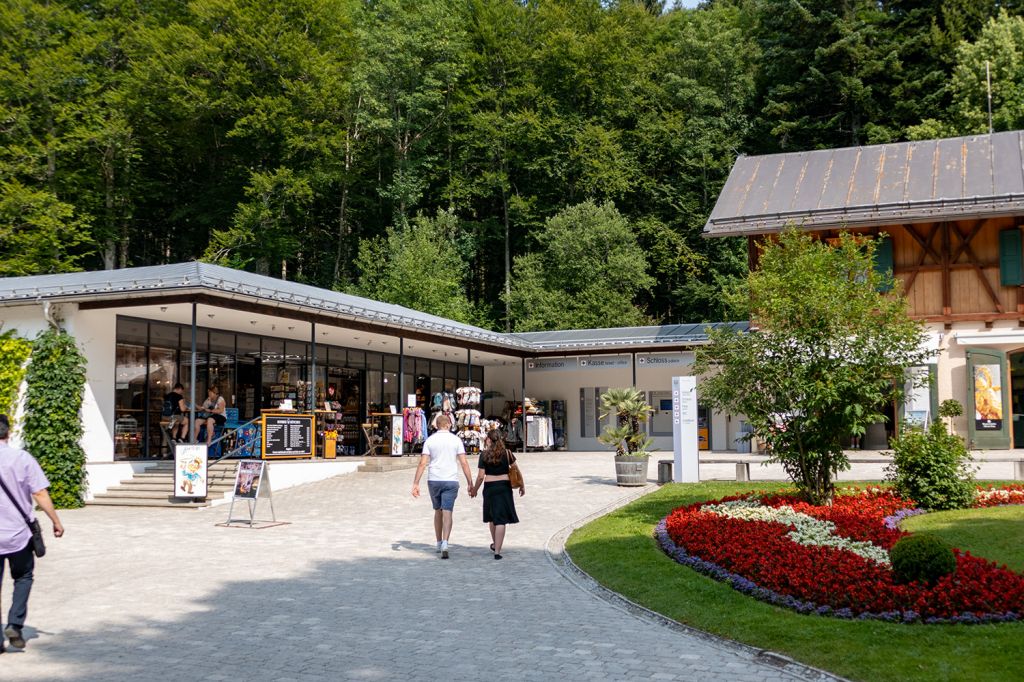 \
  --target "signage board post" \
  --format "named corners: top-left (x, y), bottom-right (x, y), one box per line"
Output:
top-left (225, 460), bottom-right (276, 527)
top-left (261, 413), bottom-right (315, 458)
top-left (672, 376), bottom-right (699, 483)
top-left (174, 443), bottom-right (209, 499)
